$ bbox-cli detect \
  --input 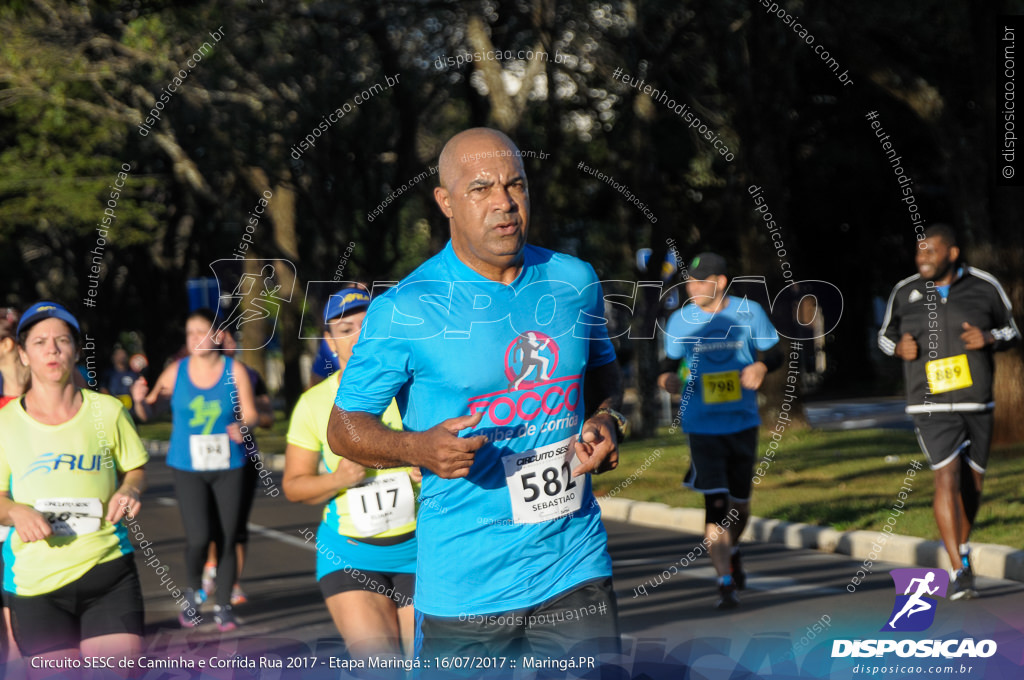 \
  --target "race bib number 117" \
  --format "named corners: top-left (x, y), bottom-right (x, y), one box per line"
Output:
top-left (346, 472), bottom-right (416, 537)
